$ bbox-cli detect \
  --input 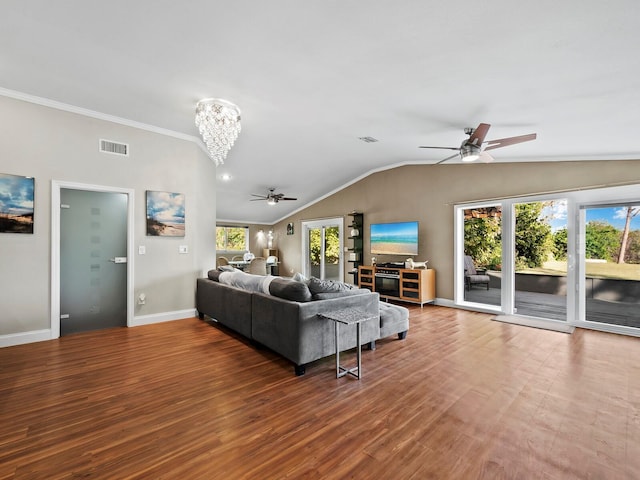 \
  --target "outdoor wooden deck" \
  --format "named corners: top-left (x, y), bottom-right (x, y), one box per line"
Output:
top-left (465, 287), bottom-right (640, 328)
